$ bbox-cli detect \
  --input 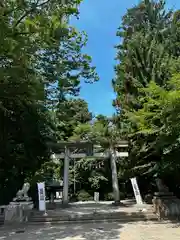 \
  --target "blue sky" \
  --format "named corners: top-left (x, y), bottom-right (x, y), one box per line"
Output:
top-left (71, 0), bottom-right (180, 117)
